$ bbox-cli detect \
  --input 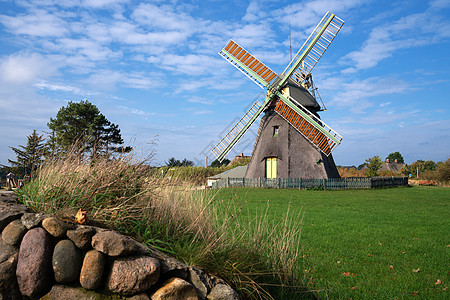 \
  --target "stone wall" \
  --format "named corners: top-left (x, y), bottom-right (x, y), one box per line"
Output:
top-left (0, 192), bottom-right (239, 300)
